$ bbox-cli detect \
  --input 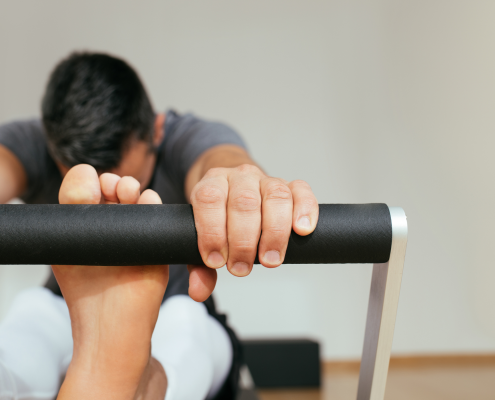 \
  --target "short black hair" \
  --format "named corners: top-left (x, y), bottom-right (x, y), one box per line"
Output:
top-left (42, 52), bottom-right (155, 170)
